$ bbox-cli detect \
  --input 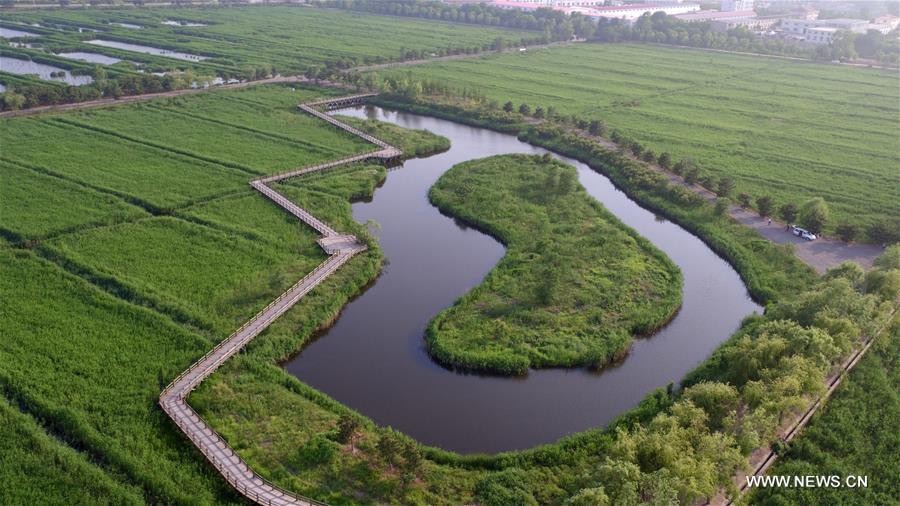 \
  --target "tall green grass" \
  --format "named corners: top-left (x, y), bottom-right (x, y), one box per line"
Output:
top-left (382, 43), bottom-right (900, 232)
